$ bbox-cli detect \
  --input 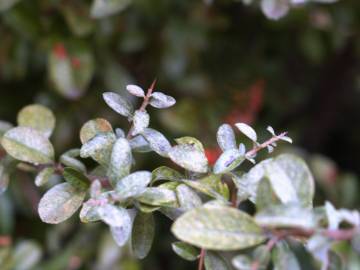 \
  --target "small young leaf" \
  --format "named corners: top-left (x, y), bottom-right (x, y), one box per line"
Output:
top-left (107, 137), bottom-right (132, 186)
top-left (80, 118), bottom-right (113, 144)
top-left (2, 127), bottom-right (55, 165)
top-left (63, 167), bottom-right (90, 190)
top-left (255, 204), bottom-right (316, 229)
top-left (132, 110), bottom-right (150, 136)
top-left (35, 167), bottom-right (55, 187)
top-left (217, 124), bottom-right (237, 151)
top-left (205, 251), bottom-right (230, 270)
top-left (152, 166), bottom-right (183, 183)
top-left (103, 92), bottom-right (134, 118)
top-left (169, 144), bottom-right (208, 173)
top-left (141, 128), bottom-right (172, 157)
top-left (172, 205), bottom-right (265, 250)
top-left (172, 242), bottom-right (199, 261)
top-left (17, 104), bottom-right (56, 138)
top-left (149, 92), bottom-right (176, 109)
top-left (132, 212), bottom-right (155, 259)
top-left (38, 183), bottom-right (86, 224)
top-left (115, 171), bottom-right (152, 201)
top-left (235, 123), bottom-right (257, 142)
top-left (213, 149), bottom-right (244, 174)
top-left (126, 84), bottom-right (145, 97)
top-left (98, 204), bottom-right (130, 227)
top-left (80, 132), bottom-right (116, 167)
top-left (175, 136), bottom-right (205, 152)
top-left (137, 187), bottom-right (178, 207)
top-left (91, 0), bottom-right (132, 19)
